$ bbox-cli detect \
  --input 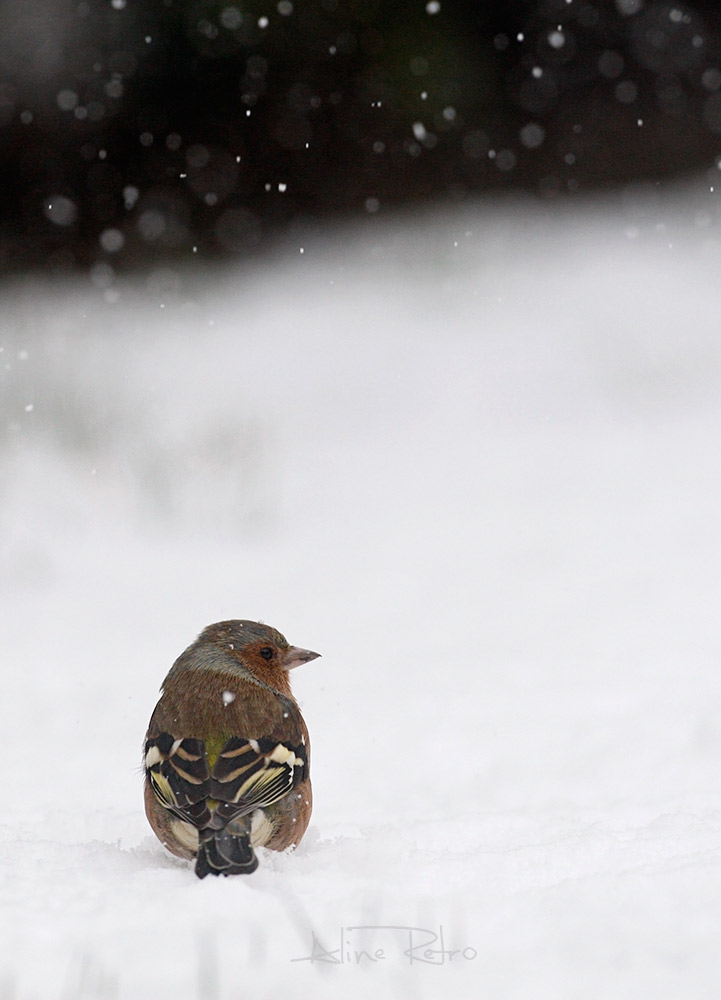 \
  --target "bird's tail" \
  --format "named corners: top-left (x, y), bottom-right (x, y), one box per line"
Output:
top-left (195, 827), bottom-right (258, 878)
